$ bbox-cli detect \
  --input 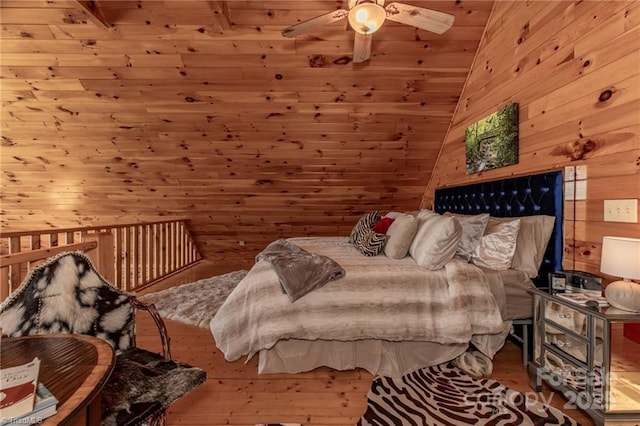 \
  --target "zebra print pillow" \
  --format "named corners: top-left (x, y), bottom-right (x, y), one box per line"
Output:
top-left (349, 211), bottom-right (381, 243)
top-left (353, 228), bottom-right (387, 256)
